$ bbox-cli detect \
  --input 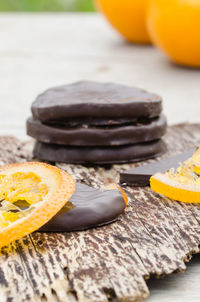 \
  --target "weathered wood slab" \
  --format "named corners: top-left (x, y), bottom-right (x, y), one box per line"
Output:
top-left (1, 123), bottom-right (200, 302)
